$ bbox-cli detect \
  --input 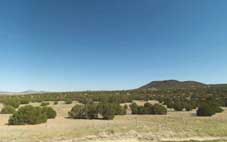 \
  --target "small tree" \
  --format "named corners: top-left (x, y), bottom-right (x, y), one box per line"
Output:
top-left (68, 105), bottom-right (86, 119)
top-left (42, 107), bottom-right (57, 119)
top-left (8, 105), bottom-right (47, 125)
top-left (173, 102), bottom-right (184, 111)
top-left (98, 103), bottom-right (115, 120)
top-left (54, 101), bottom-right (58, 105)
top-left (65, 99), bottom-right (73, 104)
top-left (144, 103), bottom-right (154, 114)
top-left (111, 103), bottom-right (126, 115)
top-left (207, 101), bottom-right (224, 113)
top-left (41, 102), bottom-right (50, 107)
top-left (20, 99), bottom-right (30, 105)
top-left (165, 100), bottom-right (174, 109)
top-left (152, 104), bottom-right (167, 115)
top-left (85, 103), bottom-right (98, 119)
top-left (213, 105), bottom-right (224, 113)
top-left (197, 103), bottom-right (216, 116)
top-left (4, 99), bottom-right (20, 108)
top-left (102, 109), bottom-right (115, 120)
top-left (130, 103), bottom-right (138, 114)
top-left (225, 99), bottom-right (227, 107)
top-left (1, 105), bottom-right (16, 114)
top-left (184, 103), bottom-right (193, 111)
